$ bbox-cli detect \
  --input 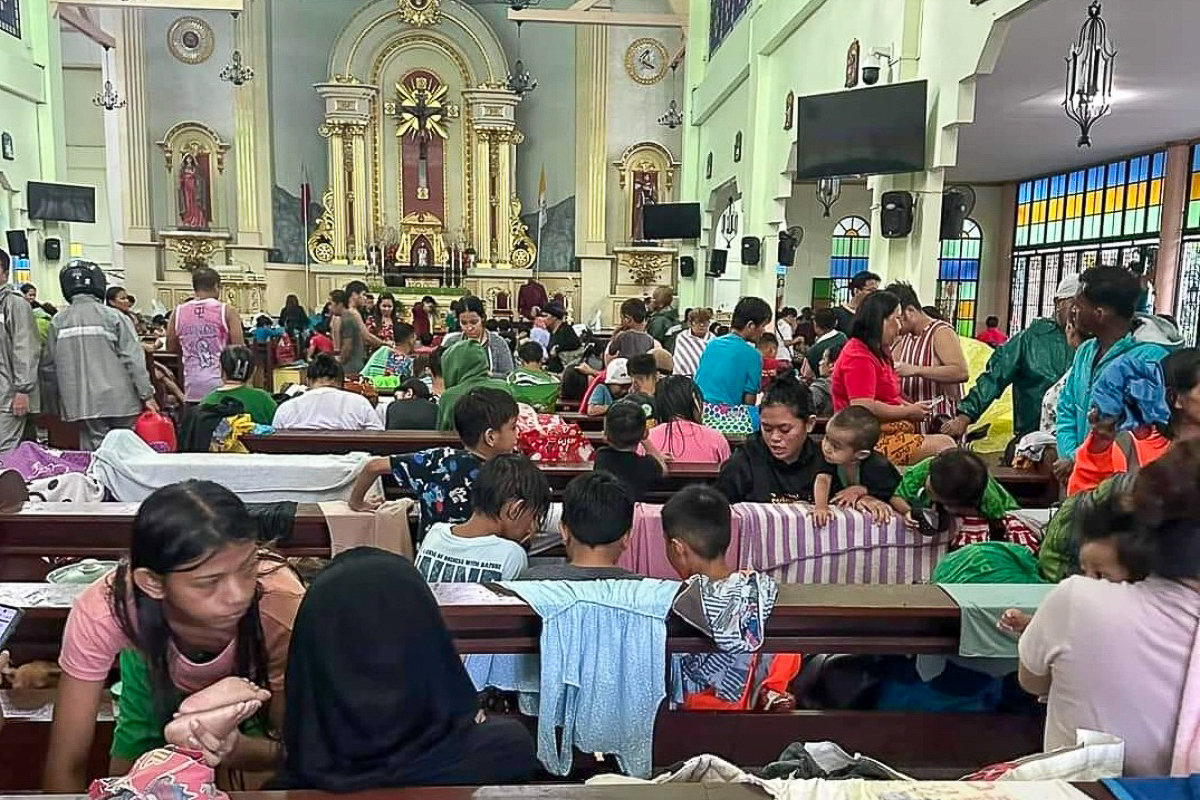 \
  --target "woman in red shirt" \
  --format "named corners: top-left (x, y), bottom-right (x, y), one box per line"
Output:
top-left (831, 291), bottom-right (956, 465)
